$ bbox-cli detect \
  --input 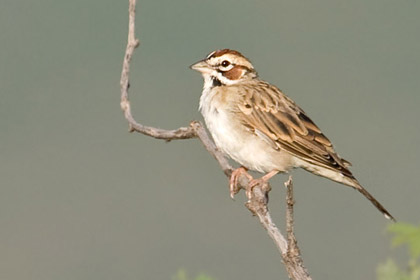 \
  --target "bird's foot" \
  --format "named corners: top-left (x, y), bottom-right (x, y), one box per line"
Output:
top-left (246, 170), bottom-right (279, 199)
top-left (229, 166), bottom-right (253, 199)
